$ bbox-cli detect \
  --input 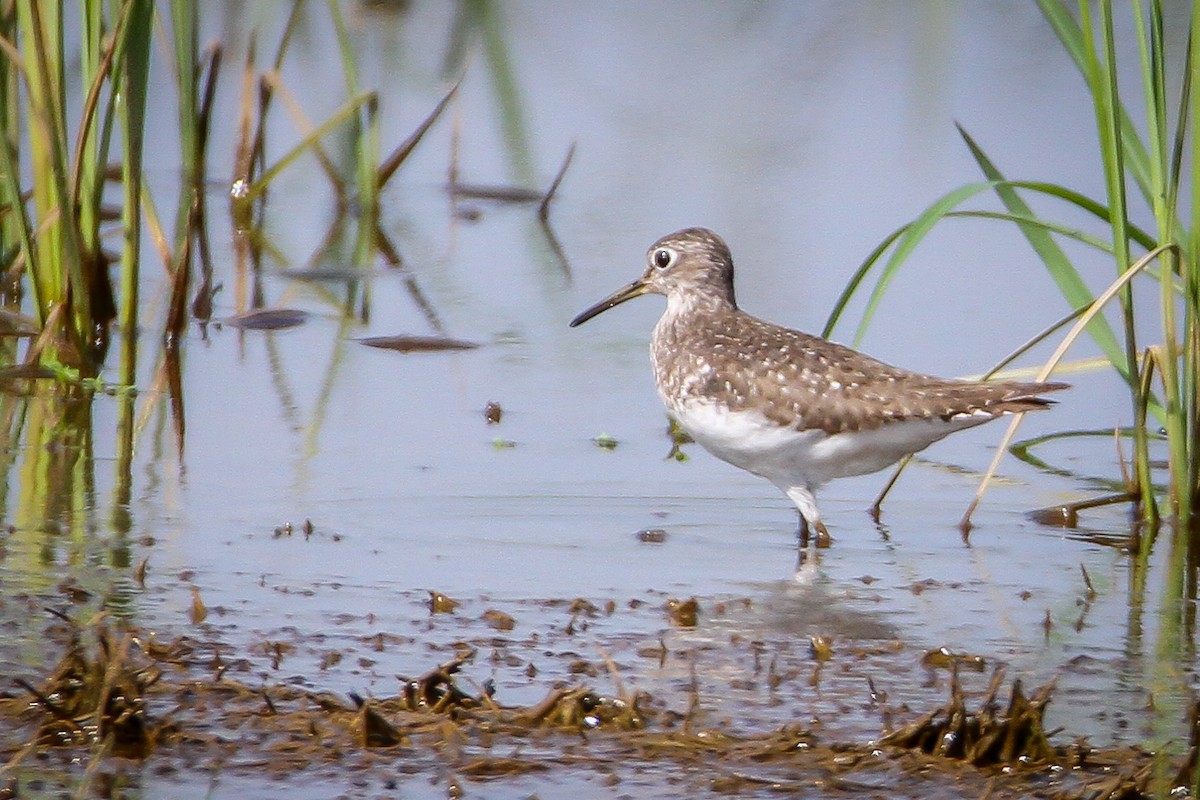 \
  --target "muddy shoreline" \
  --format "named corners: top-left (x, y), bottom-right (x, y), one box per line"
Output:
top-left (1, 604), bottom-right (1166, 799)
